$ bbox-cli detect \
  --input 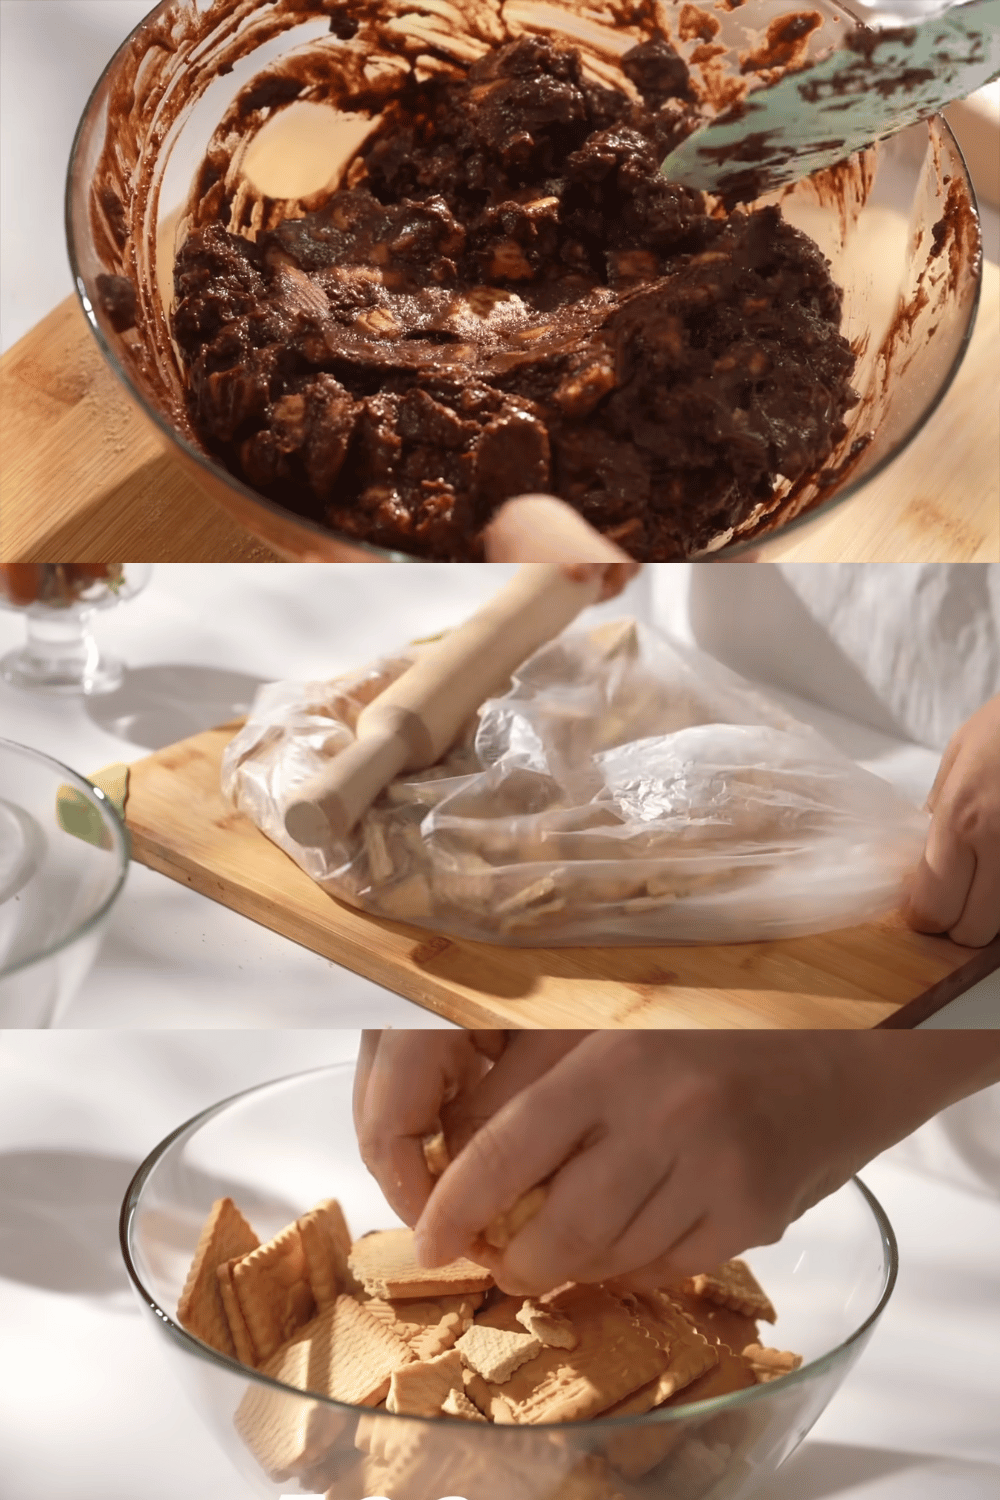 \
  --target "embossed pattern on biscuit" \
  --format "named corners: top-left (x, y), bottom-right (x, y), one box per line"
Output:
top-left (362, 1292), bottom-right (480, 1360)
top-left (386, 1347), bottom-right (466, 1416)
top-left (179, 1192), bottom-right (801, 1499)
top-left (230, 1222), bottom-right (317, 1365)
top-left (177, 1197), bottom-right (259, 1359)
top-left (348, 1226), bottom-right (494, 1299)
top-left (742, 1343), bottom-right (804, 1383)
top-left (262, 1294), bottom-right (414, 1406)
top-left (684, 1259), bottom-right (778, 1323)
top-left (298, 1198), bottom-right (356, 1307)
top-left (473, 1285), bottom-right (671, 1423)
